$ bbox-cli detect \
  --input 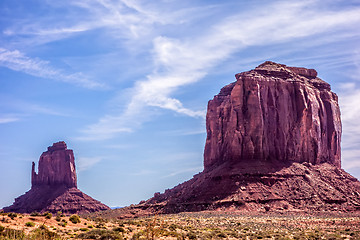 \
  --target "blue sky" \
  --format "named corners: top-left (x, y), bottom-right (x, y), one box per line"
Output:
top-left (1, 0), bottom-right (360, 208)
